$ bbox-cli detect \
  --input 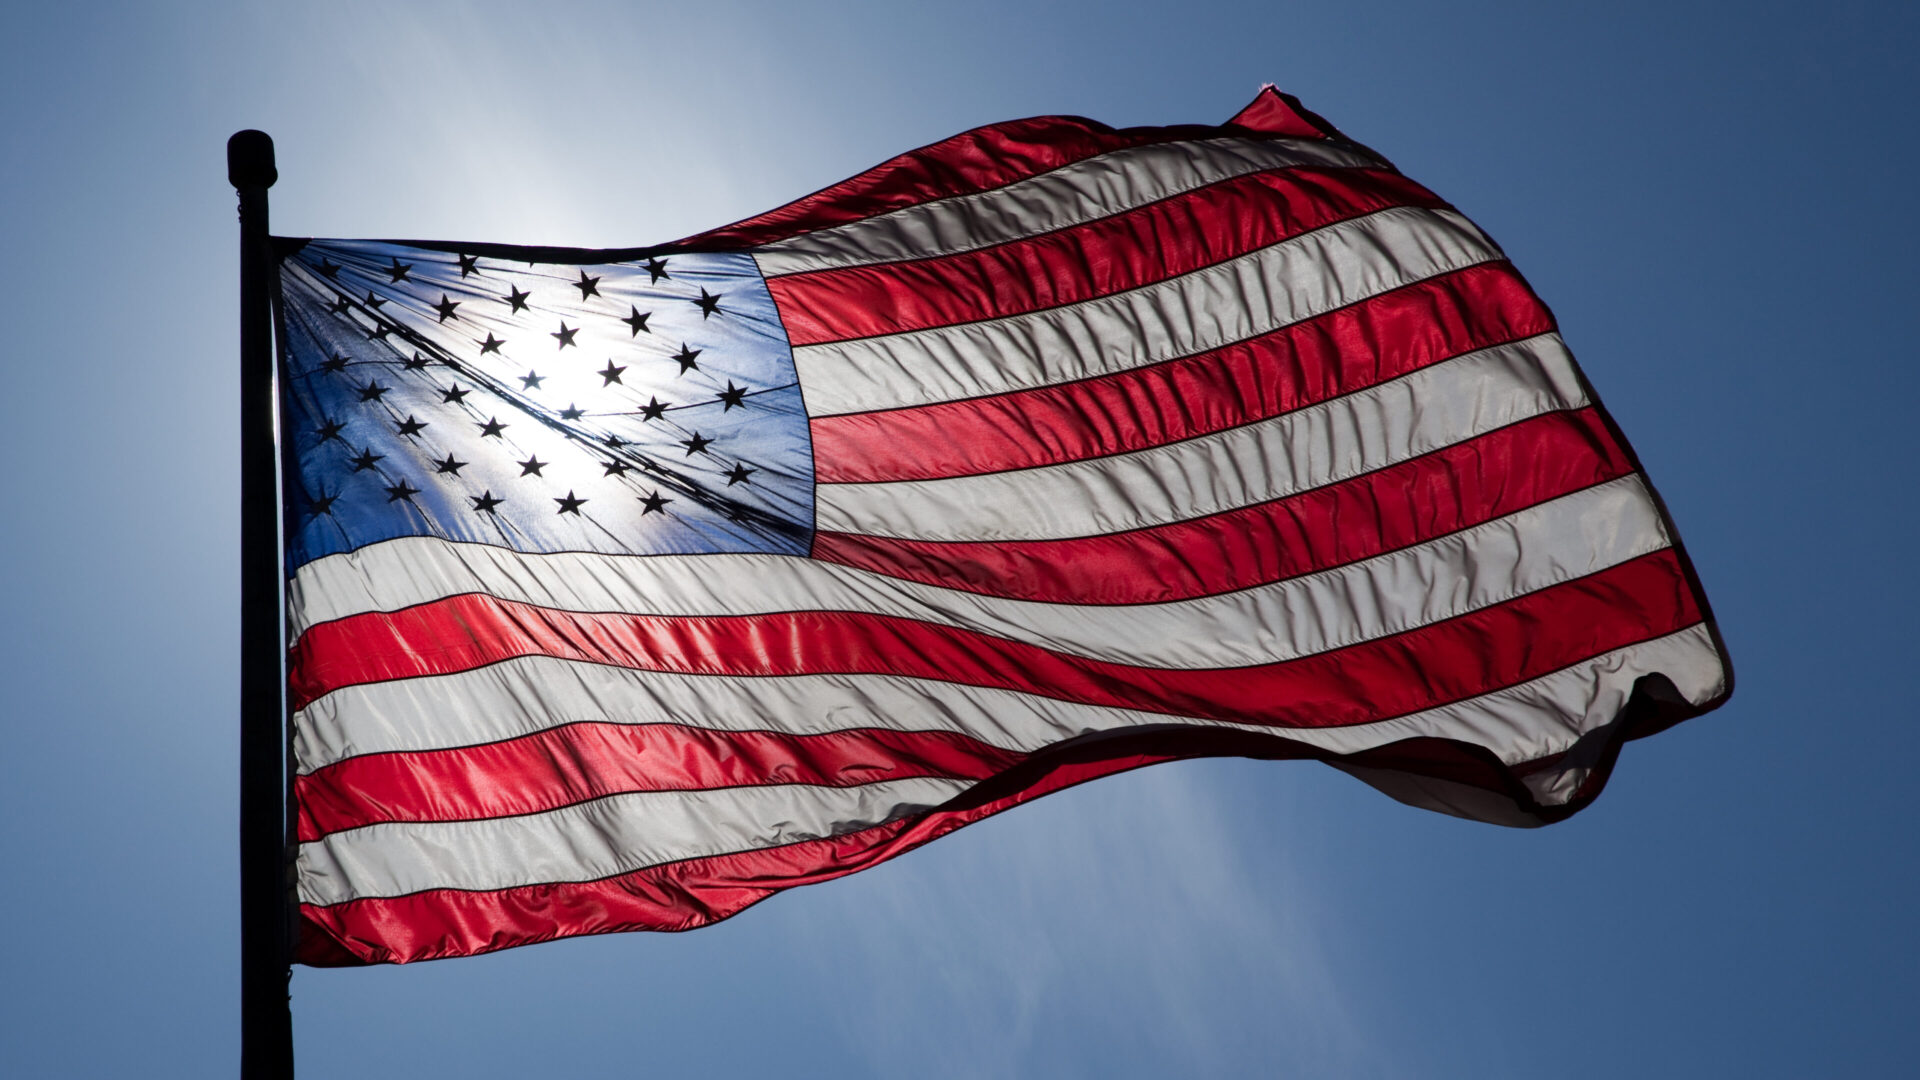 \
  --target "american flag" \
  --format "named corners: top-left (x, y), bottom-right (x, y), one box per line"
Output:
top-left (282, 89), bottom-right (1730, 965)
